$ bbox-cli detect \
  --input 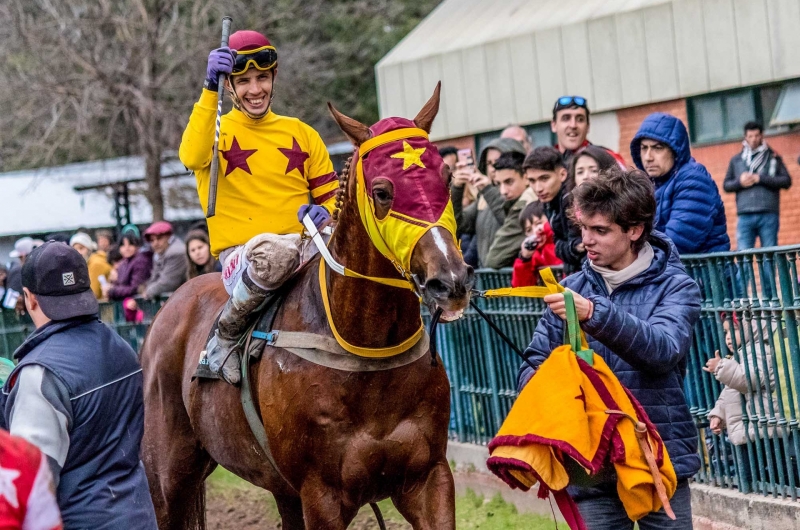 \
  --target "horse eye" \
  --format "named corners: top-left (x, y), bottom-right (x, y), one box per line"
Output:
top-left (374, 189), bottom-right (391, 202)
